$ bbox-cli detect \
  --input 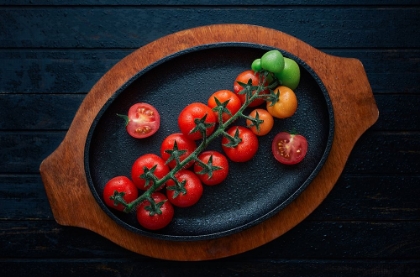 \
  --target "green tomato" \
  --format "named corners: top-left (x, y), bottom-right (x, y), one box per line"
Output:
top-left (260, 50), bottom-right (284, 73)
top-left (274, 57), bottom-right (301, 90)
top-left (251, 58), bottom-right (262, 72)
